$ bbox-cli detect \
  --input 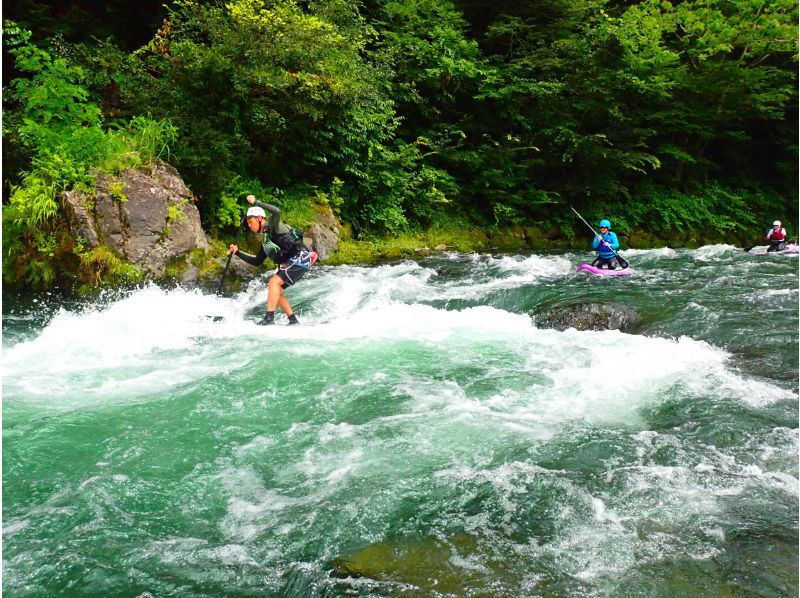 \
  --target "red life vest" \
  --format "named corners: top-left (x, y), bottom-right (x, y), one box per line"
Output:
top-left (769, 228), bottom-right (786, 241)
